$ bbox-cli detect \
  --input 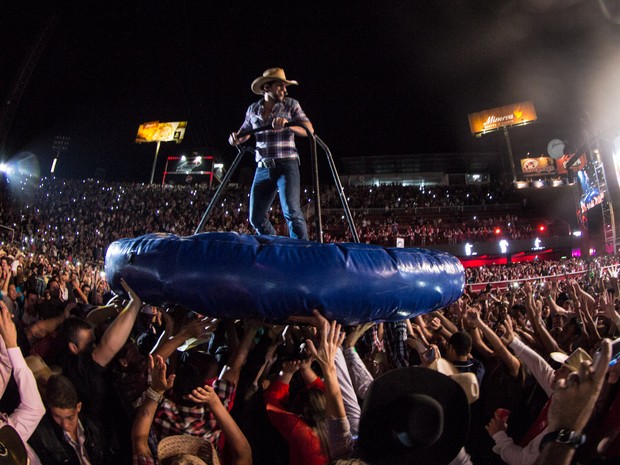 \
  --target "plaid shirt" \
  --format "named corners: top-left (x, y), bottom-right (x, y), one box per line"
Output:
top-left (238, 97), bottom-right (310, 162)
top-left (152, 378), bottom-right (235, 446)
top-left (383, 321), bottom-right (410, 368)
